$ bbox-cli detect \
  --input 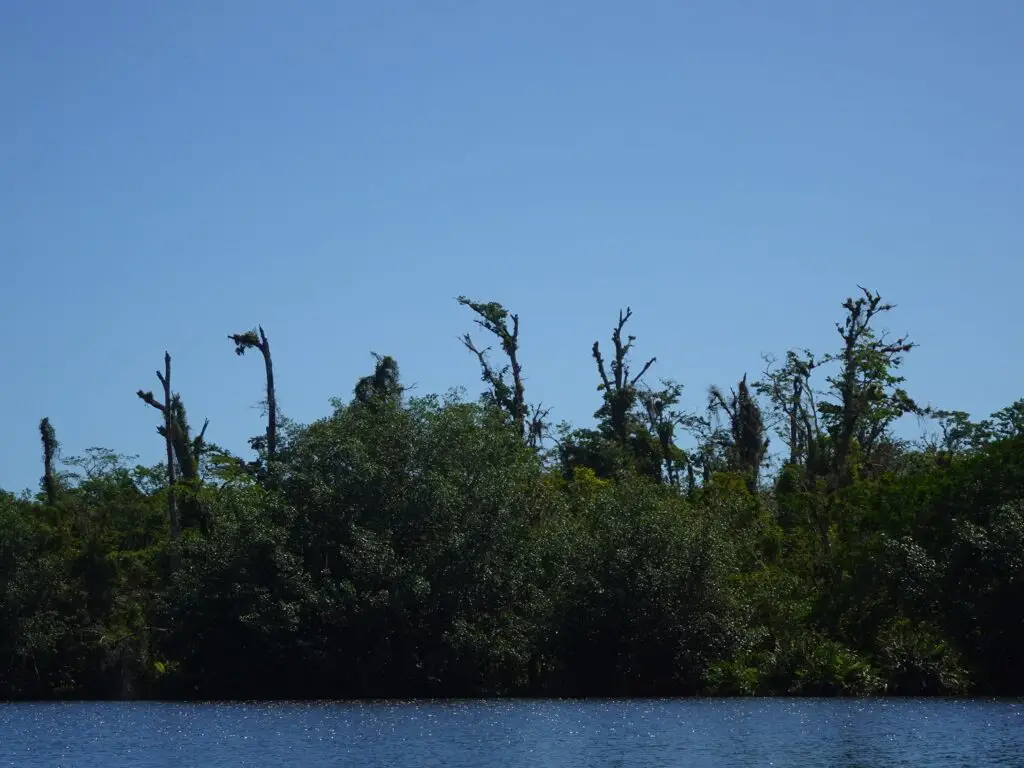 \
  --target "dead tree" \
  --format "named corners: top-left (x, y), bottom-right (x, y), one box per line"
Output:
top-left (138, 353), bottom-right (178, 541)
top-left (457, 296), bottom-right (531, 440)
top-left (592, 307), bottom-right (656, 446)
top-left (229, 326), bottom-right (277, 462)
top-left (137, 354), bottom-right (210, 537)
